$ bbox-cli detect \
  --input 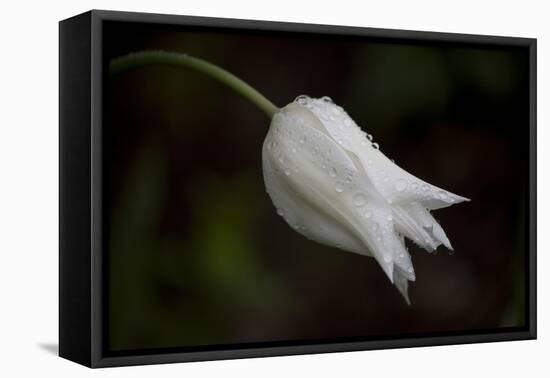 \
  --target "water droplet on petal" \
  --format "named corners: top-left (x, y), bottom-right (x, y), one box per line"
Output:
top-left (407, 267), bottom-right (413, 273)
top-left (284, 169), bottom-right (291, 176)
top-left (367, 134), bottom-right (373, 141)
top-left (364, 210), bottom-right (372, 218)
top-left (344, 119), bottom-right (352, 127)
top-left (410, 182), bottom-right (419, 191)
top-left (329, 167), bottom-right (337, 178)
top-left (299, 137), bottom-right (306, 144)
top-left (371, 223), bottom-right (379, 232)
top-left (276, 208), bottom-right (285, 216)
top-left (422, 183), bottom-right (430, 192)
top-left (353, 193), bottom-right (367, 206)
top-left (372, 142), bottom-right (379, 150)
top-left (395, 179), bottom-right (407, 192)
top-left (294, 95), bottom-right (310, 105)
top-left (321, 96), bottom-right (333, 103)
top-left (438, 190), bottom-right (448, 200)
top-left (383, 253), bottom-right (393, 263)
top-left (335, 182), bottom-right (345, 193)
top-left (360, 140), bottom-right (368, 146)
top-left (387, 215), bottom-right (393, 221)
